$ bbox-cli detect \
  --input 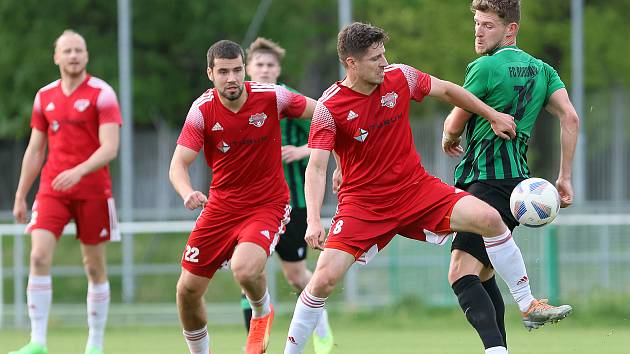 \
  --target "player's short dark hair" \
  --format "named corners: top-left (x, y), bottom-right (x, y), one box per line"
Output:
top-left (471, 0), bottom-right (520, 25)
top-left (207, 40), bottom-right (245, 69)
top-left (246, 37), bottom-right (285, 64)
top-left (337, 22), bottom-right (389, 67)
